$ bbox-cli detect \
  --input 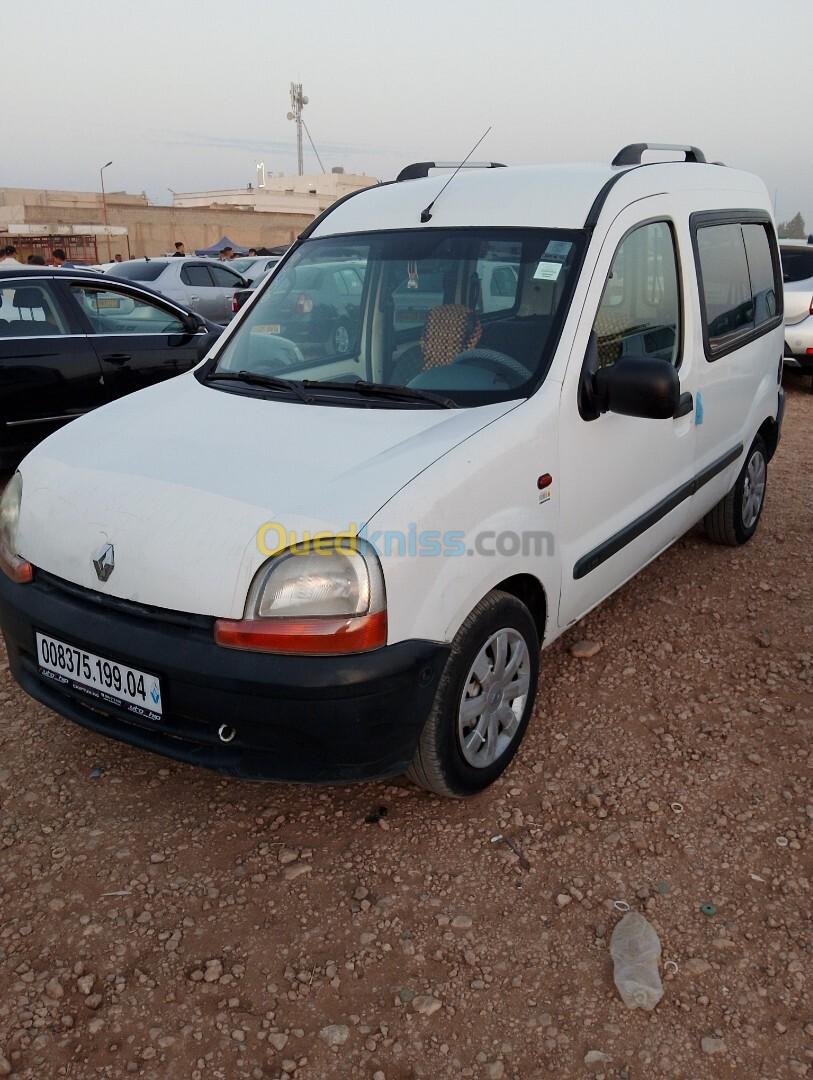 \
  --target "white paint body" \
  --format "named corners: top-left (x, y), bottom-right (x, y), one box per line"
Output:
top-left (16, 160), bottom-right (784, 649)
